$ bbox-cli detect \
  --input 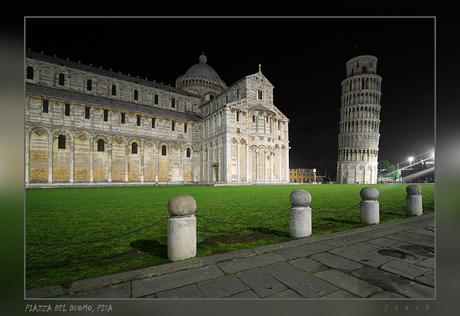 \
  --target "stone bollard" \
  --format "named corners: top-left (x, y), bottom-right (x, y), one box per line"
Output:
top-left (406, 184), bottom-right (423, 216)
top-left (167, 194), bottom-right (197, 261)
top-left (360, 187), bottom-right (380, 225)
top-left (289, 189), bottom-right (312, 238)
